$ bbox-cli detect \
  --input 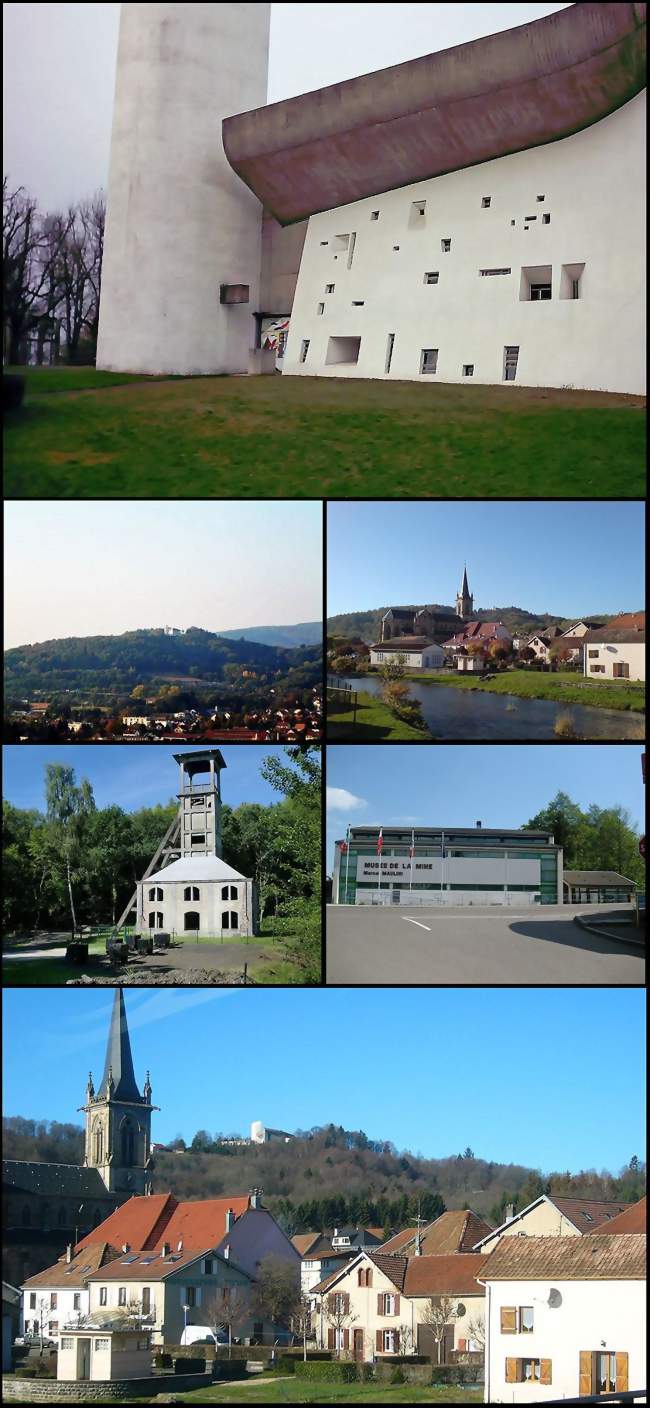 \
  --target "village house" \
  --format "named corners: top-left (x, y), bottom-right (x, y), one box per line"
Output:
top-left (583, 611), bottom-right (645, 682)
top-left (311, 1249), bottom-right (487, 1361)
top-left (480, 1231), bottom-right (646, 1403)
top-left (380, 1210), bottom-right (494, 1258)
top-left (474, 1195), bottom-right (632, 1256)
top-left (292, 1227), bottom-right (384, 1298)
top-left (83, 1243), bottom-right (255, 1346)
top-left (369, 638), bottom-right (444, 670)
top-left (21, 1244), bottom-right (117, 1341)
